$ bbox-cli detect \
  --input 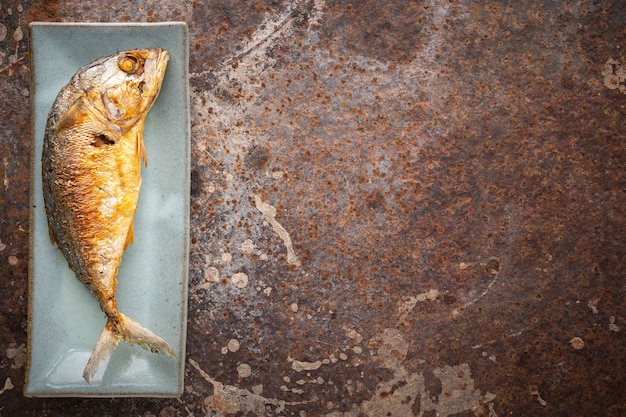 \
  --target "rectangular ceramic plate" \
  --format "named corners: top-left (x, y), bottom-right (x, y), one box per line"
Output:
top-left (26, 22), bottom-right (190, 397)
